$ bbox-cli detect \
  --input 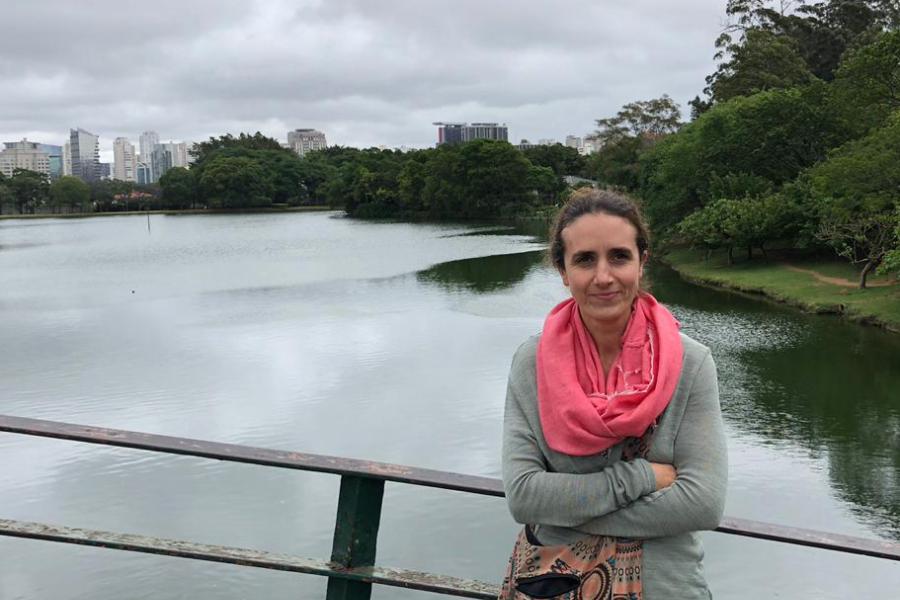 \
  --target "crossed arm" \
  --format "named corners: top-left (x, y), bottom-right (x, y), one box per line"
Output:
top-left (502, 350), bottom-right (727, 539)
